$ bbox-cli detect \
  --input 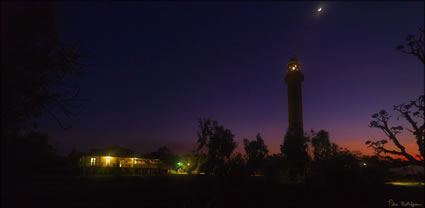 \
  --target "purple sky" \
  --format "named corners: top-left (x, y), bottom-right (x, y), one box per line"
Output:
top-left (38, 2), bottom-right (424, 156)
